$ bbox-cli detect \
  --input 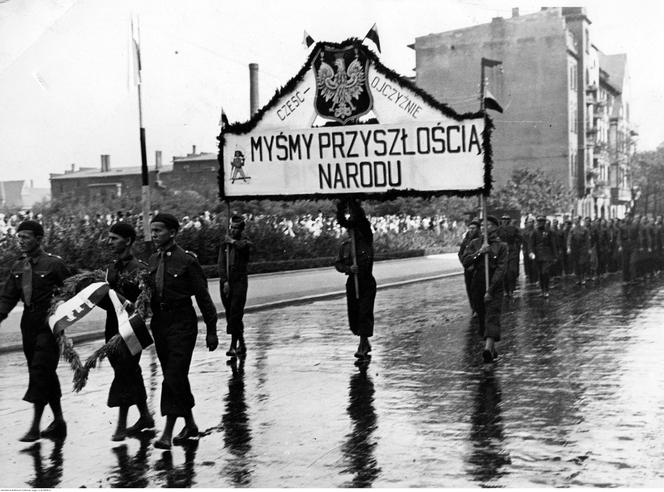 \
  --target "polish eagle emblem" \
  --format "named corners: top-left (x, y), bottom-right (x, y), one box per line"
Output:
top-left (314, 45), bottom-right (372, 124)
